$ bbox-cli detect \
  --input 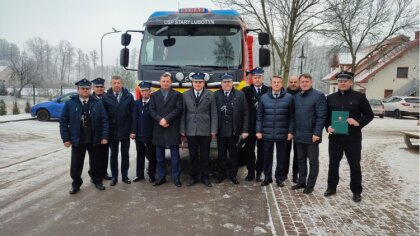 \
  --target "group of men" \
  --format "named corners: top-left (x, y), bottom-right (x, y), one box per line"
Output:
top-left (59, 68), bottom-right (373, 202)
